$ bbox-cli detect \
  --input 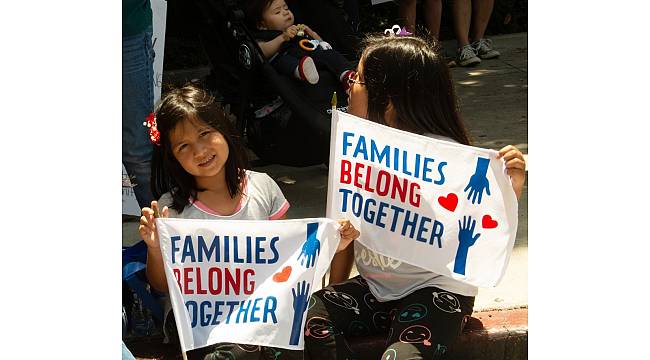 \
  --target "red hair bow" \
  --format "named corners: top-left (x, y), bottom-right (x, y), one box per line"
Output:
top-left (143, 112), bottom-right (160, 146)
